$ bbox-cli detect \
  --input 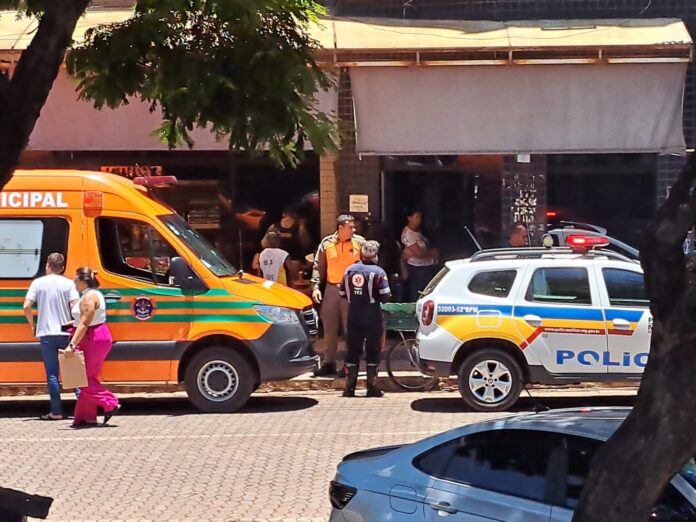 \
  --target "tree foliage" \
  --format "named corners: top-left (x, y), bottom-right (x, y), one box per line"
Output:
top-left (67, 0), bottom-right (336, 167)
